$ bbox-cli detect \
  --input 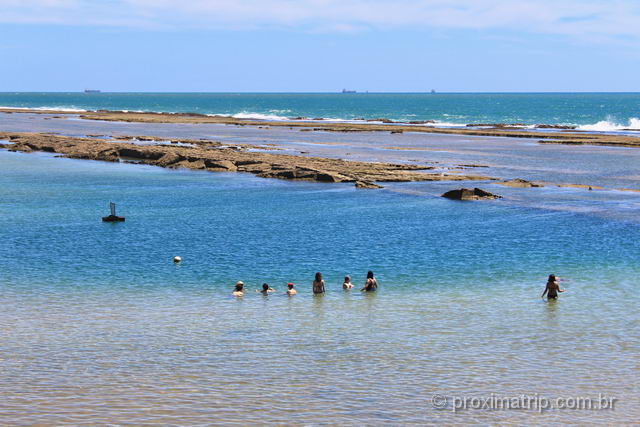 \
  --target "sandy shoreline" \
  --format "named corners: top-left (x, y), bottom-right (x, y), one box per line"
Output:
top-left (2, 108), bottom-right (640, 148)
